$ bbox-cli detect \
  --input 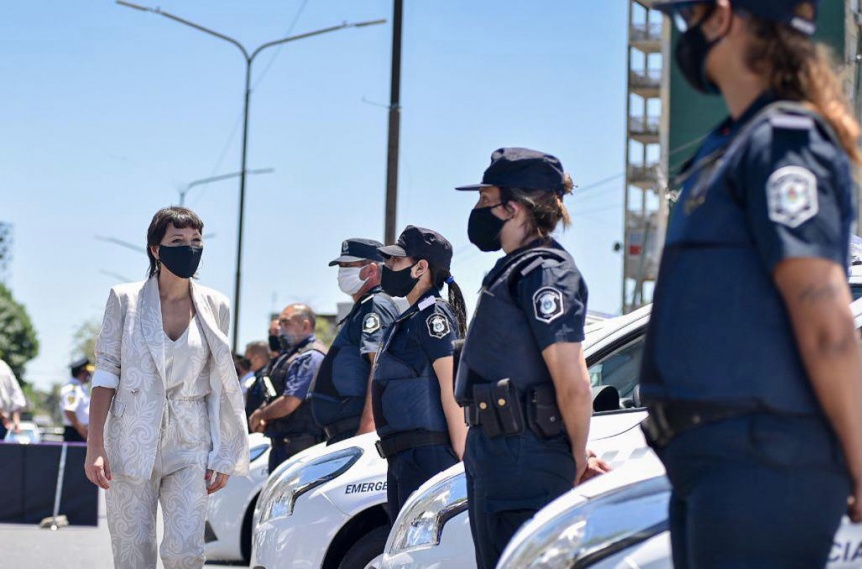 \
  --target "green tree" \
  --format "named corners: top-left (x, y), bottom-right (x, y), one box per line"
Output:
top-left (71, 318), bottom-right (101, 363)
top-left (0, 283), bottom-right (39, 382)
